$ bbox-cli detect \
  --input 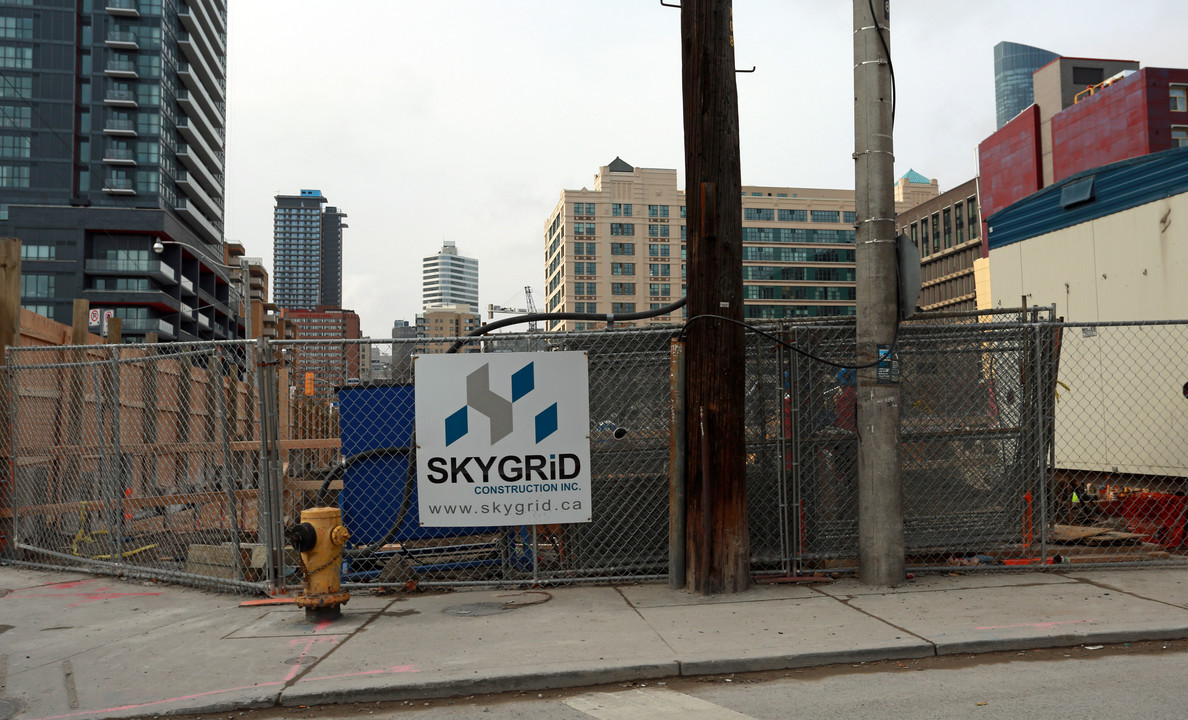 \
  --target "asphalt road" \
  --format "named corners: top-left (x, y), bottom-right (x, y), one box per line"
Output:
top-left (185, 639), bottom-right (1188, 720)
